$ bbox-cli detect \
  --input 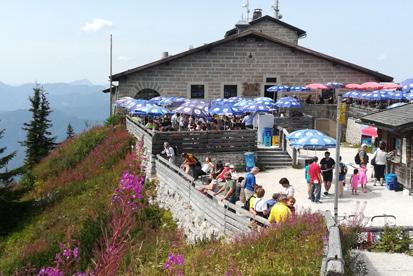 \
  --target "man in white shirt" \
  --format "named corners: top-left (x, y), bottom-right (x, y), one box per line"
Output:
top-left (161, 142), bottom-right (176, 165)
